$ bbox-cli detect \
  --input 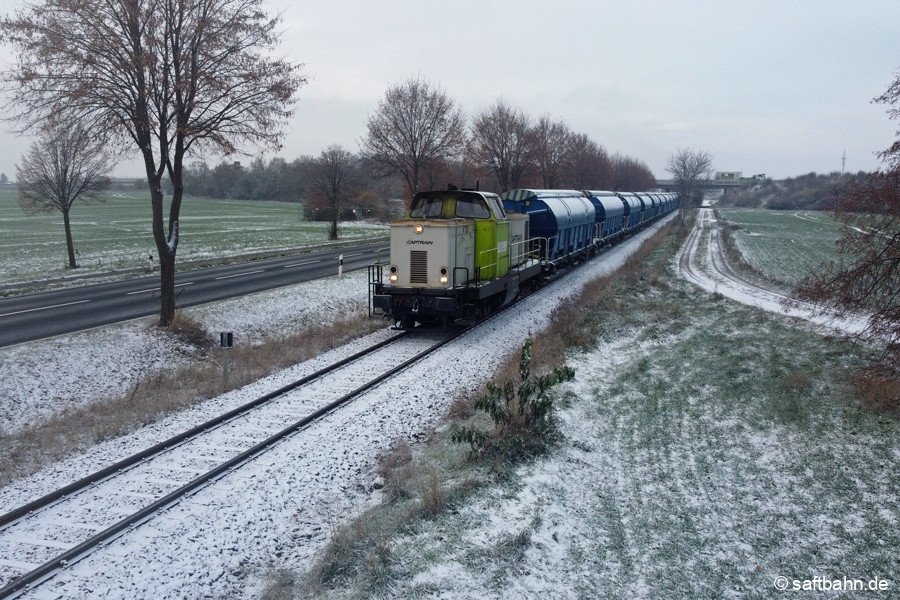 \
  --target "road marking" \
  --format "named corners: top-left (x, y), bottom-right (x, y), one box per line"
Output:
top-left (341, 252), bottom-right (362, 258)
top-left (214, 269), bottom-right (265, 280)
top-left (282, 259), bottom-right (321, 268)
top-left (126, 282), bottom-right (194, 295)
top-left (0, 299), bottom-right (90, 318)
